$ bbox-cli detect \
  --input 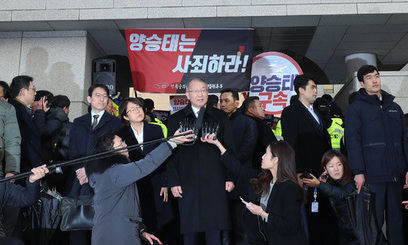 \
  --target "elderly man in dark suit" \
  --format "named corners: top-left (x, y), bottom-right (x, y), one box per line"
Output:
top-left (167, 77), bottom-right (234, 245)
top-left (281, 74), bottom-right (335, 245)
top-left (67, 83), bottom-right (122, 245)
